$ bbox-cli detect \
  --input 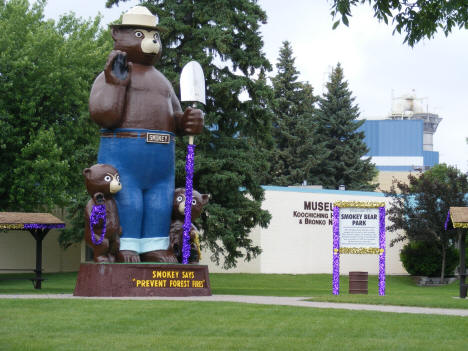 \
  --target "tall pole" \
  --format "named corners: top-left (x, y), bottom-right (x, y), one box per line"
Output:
top-left (459, 230), bottom-right (467, 298)
top-left (35, 230), bottom-right (43, 289)
top-left (29, 228), bottom-right (50, 289)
